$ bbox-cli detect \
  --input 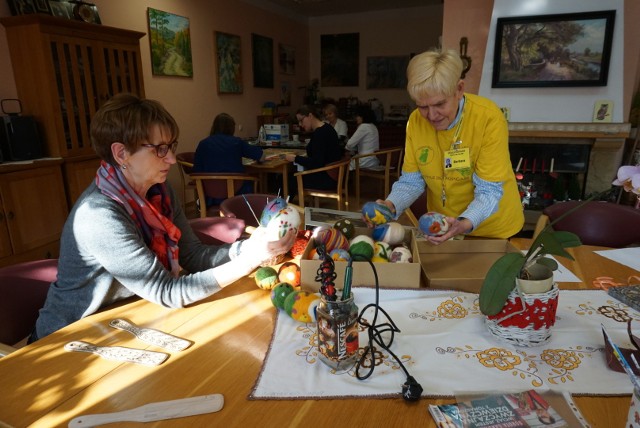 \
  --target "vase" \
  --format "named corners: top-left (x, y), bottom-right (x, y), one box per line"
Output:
top-left (485, 283), bottom-right (560, 347)
top-left (516, 263), bottom-right (554, 294)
